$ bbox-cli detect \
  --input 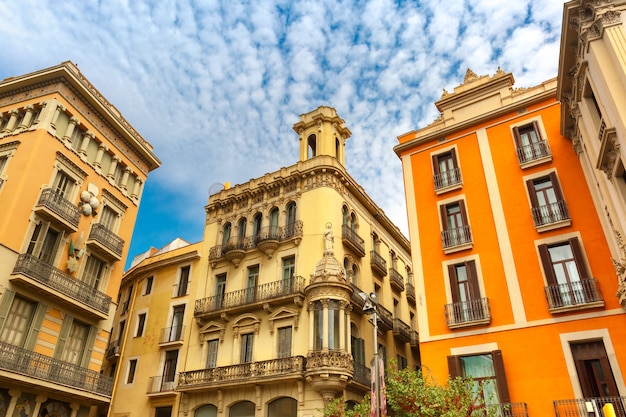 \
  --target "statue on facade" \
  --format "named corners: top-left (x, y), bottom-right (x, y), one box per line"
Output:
top-left (324, 222), bottom-right (334, 255)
